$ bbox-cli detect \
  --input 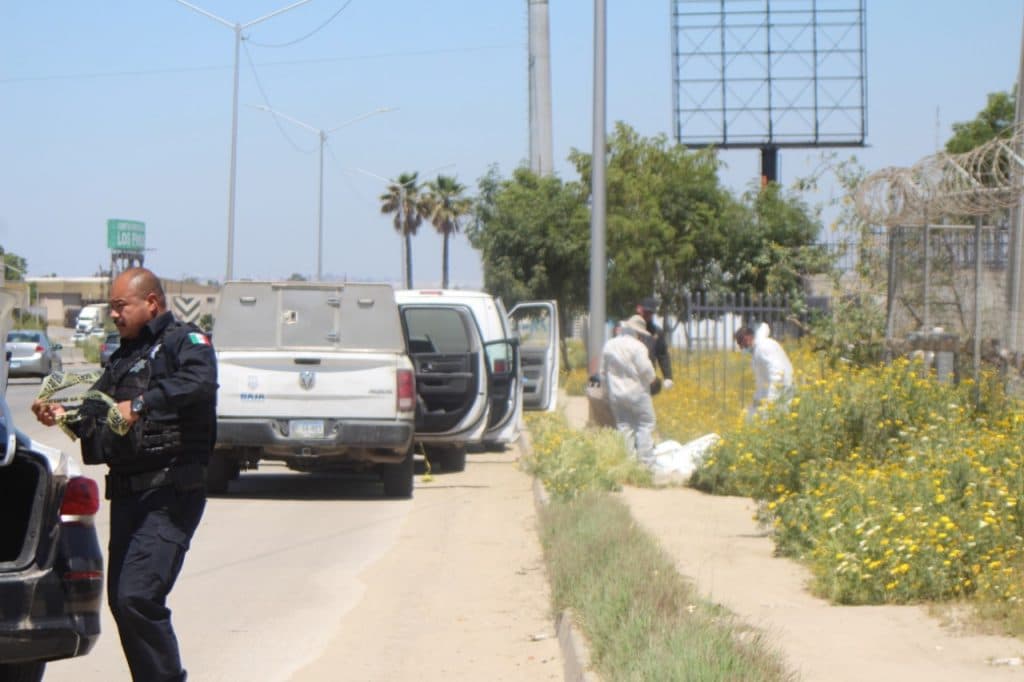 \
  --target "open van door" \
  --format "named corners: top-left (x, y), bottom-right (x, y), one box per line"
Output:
top-left (399, 304), bottom-right (489, 444)
top-left (509, 301), bottom-right (559, 411)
